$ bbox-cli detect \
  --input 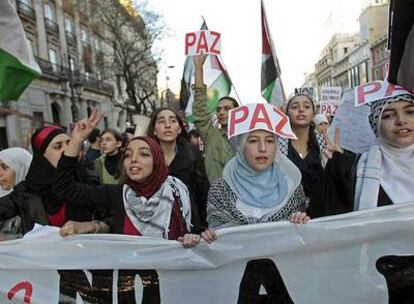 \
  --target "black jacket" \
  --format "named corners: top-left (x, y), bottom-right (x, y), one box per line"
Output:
top-left (169, 141), bottom-right (210, 227)
top-left (0, 162), bottom-right (104, 235)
